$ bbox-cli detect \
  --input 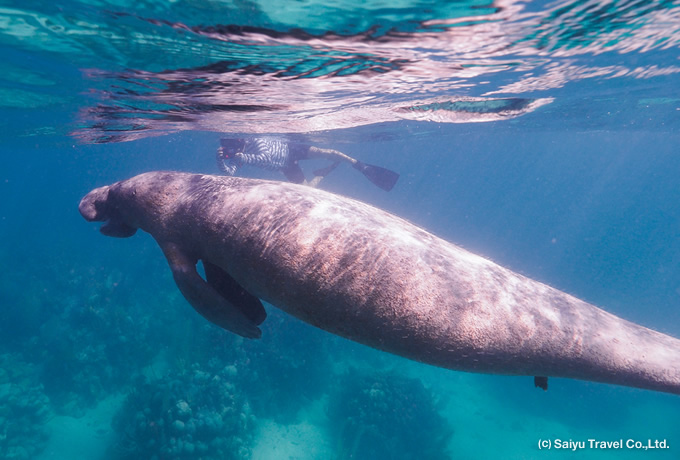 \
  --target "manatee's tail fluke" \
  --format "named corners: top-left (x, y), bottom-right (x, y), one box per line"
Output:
top-left (526, 292), bottom-right (680, 396)
top-left (352, 161), bottom-right (400, 191)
